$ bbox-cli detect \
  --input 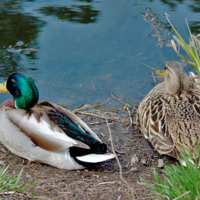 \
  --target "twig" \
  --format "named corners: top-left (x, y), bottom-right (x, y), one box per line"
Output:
top-left (104, 111), bottom-right (119, 116)
top-left (142, 63), bottom-right (156, 71)
top-left (126, 108), bottom-right (133, 130)
top-left (0, 191), bottom-right (15, 195)
top-left (89, 121), bottom-right (106, 125)
top-left (91, 79), bottom-right (96, 91)
top-left (118, 195), bottom-right (121, 200)
top-left (190, 75), bottom-right (199, 81)
top-left (100, 132), bottom-right (105, 137)
top-left (137, 92), bottom-right (145, 97)
top-left (73, 97), bottom-right (112, 113)
top-left (76, 111), bottom-right (117, 121)
top-left (114, 150), bottom-right (126, 155)
top-left (106, 119), bottom-right (136, 200)
top-left (173, 191), bottom-right (190, 200)
top-left (151, 71), bottom-right (156, 84)
top-left (109, 94), bottom-right (133, 129)
top-left (109, 94), bottom-right (131, 108)
top-left (0, 151), bottom-right (9, 160)
top-left (98, 181), bottom-right (117, 185)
